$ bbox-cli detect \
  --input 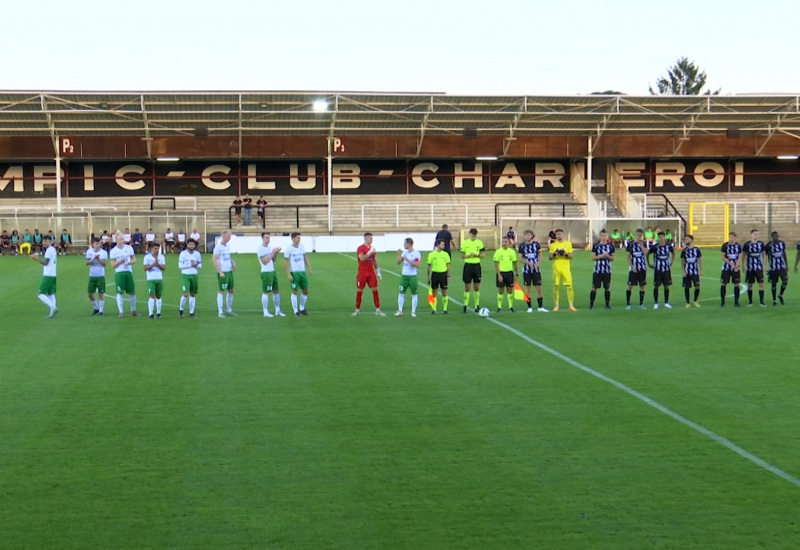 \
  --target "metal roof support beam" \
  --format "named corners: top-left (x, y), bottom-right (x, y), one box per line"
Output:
top-left (416, 111), bottom-right (430, 157)
top-left (589, 115), bottom-right (610, 155)
top-left (238, 94), bottom-right (243, 158)
top-left (755, 115), bottom-right (785, 155)
top-left (141, 95), bottom-right (152, 158)
top-left (502, 113), bottom-right (521, 157)
top-left (41, 95), bottom-right (58, 155)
